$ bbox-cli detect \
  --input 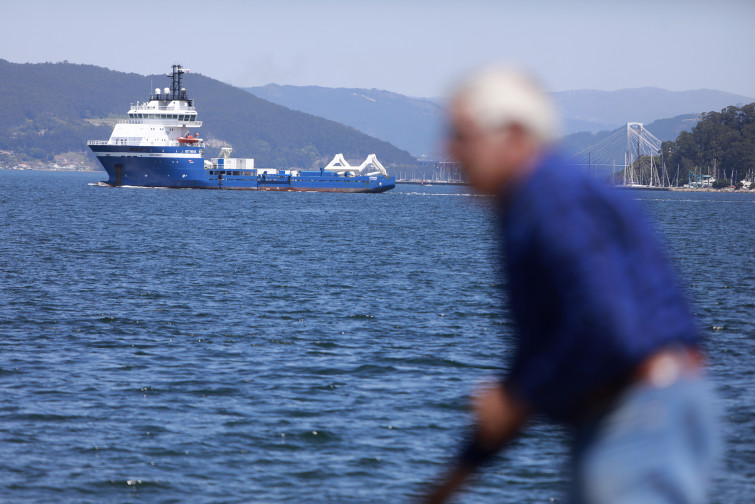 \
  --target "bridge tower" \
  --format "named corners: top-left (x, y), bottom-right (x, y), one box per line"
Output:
top-left (624, 122), bottom-right (663, 187)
